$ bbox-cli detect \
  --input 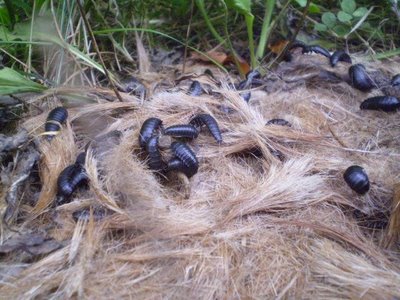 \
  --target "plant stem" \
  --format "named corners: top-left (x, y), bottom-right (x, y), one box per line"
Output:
top-left (195, 0), bottom-right (225, 45)
top-left (221, 1), bottom-right (244, 77)
top-left (245, 14), bottom-right (256, 68)
top-left (256, 0), bottom-right (276, 60)
top-left (4, 0), bottom-right (15, 30)
top-left (183, 0), bottom-right (195, 74)
top-left (27, 0), bottom-right (36, 74)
